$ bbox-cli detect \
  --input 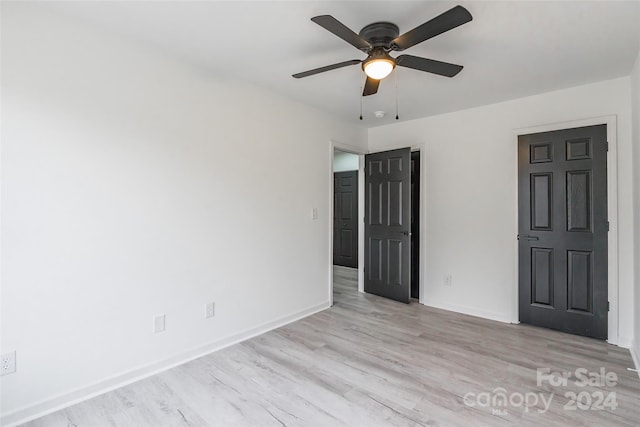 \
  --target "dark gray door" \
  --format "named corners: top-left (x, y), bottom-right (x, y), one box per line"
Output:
top-left (518, 125), bottom-right (608, 339)
top-left (333, 171), bottom-right (358, 268)
top-left (365, 148), bottom-right (411, 303)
